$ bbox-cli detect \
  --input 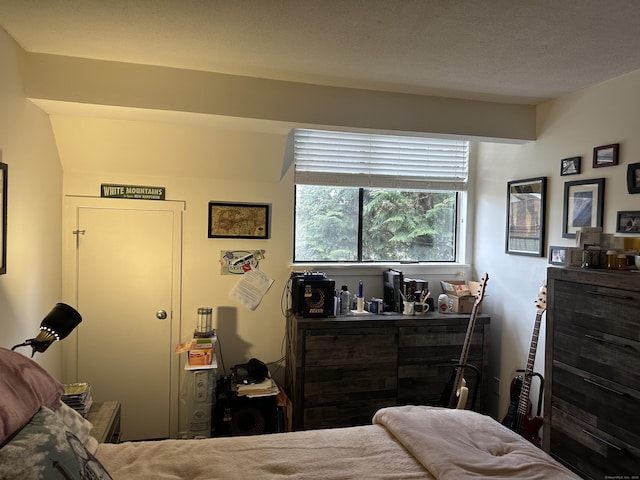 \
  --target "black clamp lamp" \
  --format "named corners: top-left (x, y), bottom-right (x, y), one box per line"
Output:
top-left (11, 303), bottom-right (82, 357)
